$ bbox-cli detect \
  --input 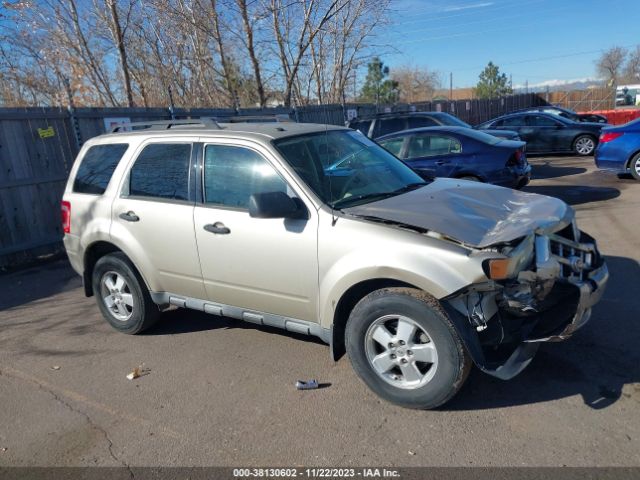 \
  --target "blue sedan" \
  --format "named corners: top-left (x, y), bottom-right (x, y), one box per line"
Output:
top-left (377, 126), bottom-right (531, 189)
top-left (595, 118), bottom-right (640, 180)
